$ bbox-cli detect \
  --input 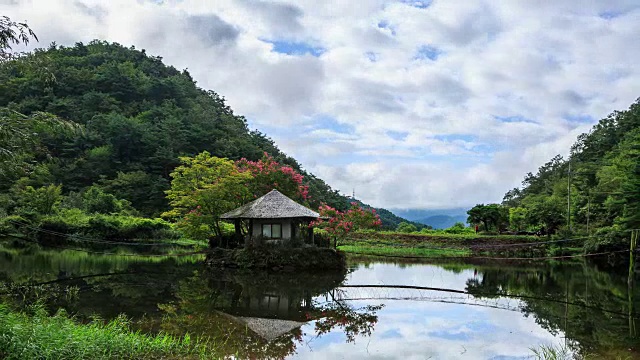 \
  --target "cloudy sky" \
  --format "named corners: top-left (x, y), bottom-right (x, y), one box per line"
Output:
top-left (3, 0), bottom-right (640, 210)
